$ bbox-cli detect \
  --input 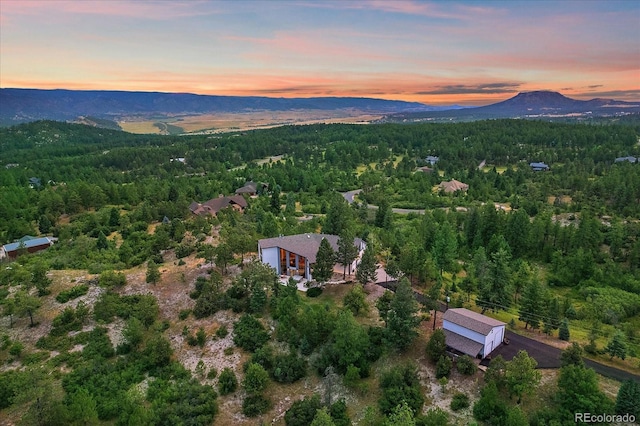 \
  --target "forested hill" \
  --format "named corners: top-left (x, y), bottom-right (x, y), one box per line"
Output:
top-left (1, 118), bottom-right (640, 425)
top-left (0, 88), bottom-right (440, 125)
